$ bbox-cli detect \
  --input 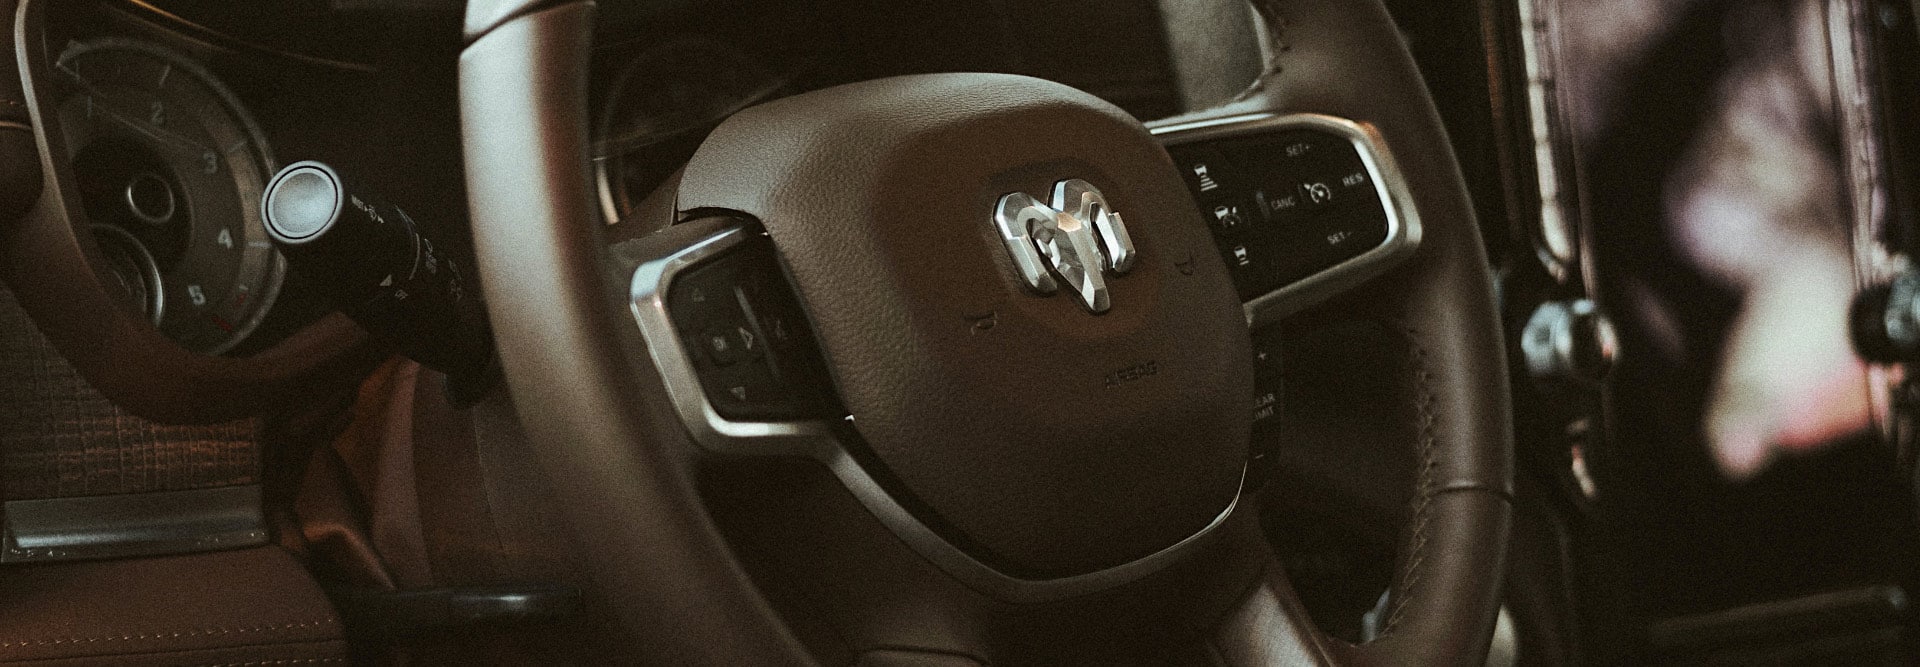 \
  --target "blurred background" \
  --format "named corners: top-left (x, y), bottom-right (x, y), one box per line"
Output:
top-left (1563, 0), bottom-right (1918, 649)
